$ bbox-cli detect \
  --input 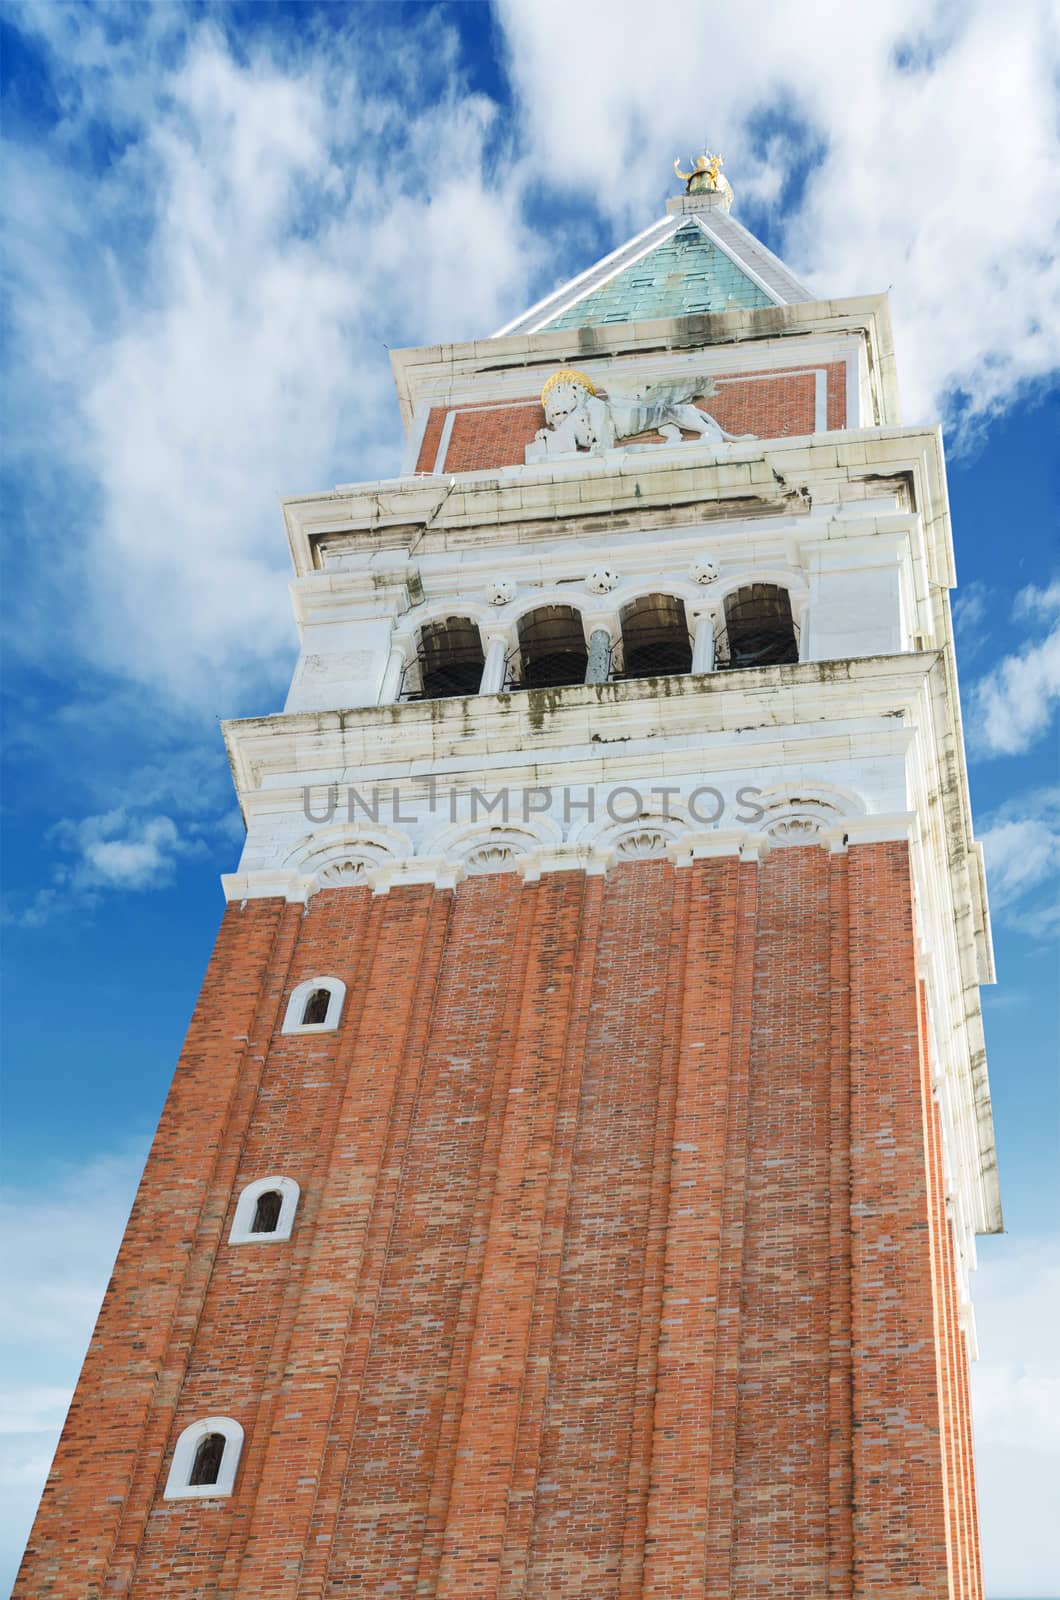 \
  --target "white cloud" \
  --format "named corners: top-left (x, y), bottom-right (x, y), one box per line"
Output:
top-left (1015, 578), bottom-right (1060, 621)
top-left (971, 1237), bottom-right (1060, 1597)
top-left (0, 1144), bottom-right (148, 1354)
top-left (0, 1141), bottom-right (148, 1590)
top-left (952, 580), bottom-right (989, 632)
top-left (969, 585), bottom-right (1060, 756)
top-left (0, 1388), bottom-right (74, 1439)
top-left (2, 716), bottom-right (241, 923)
top-left (980, 792), bottom-right (1060, 905)
top-left (952, 579), bottom-right (992, 665)
top-left (979, 787), bottom-right (1060, 936)
top-left (3, 7), bottom-right (552, 917)
top-left (496, 0), bottom-right (1060, 431)
top-left (55, 809), bottom-right (195, 890)
top-left (6, 10), bottom-right (542, 715)
top-left (2, 807), bottom-right (212, 924)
